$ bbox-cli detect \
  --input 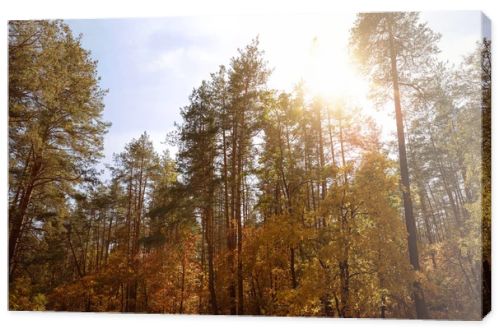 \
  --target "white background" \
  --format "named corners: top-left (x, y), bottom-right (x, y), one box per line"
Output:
top-left (0, 0), bottom-right (498, 333)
